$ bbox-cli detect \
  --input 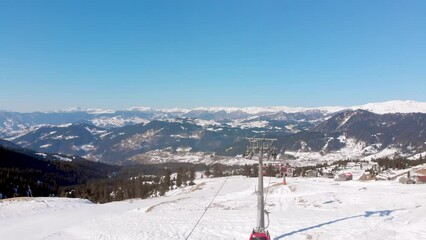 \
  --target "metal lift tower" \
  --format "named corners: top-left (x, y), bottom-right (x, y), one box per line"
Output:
top-left (246, 137), bottom-right (277, 235)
